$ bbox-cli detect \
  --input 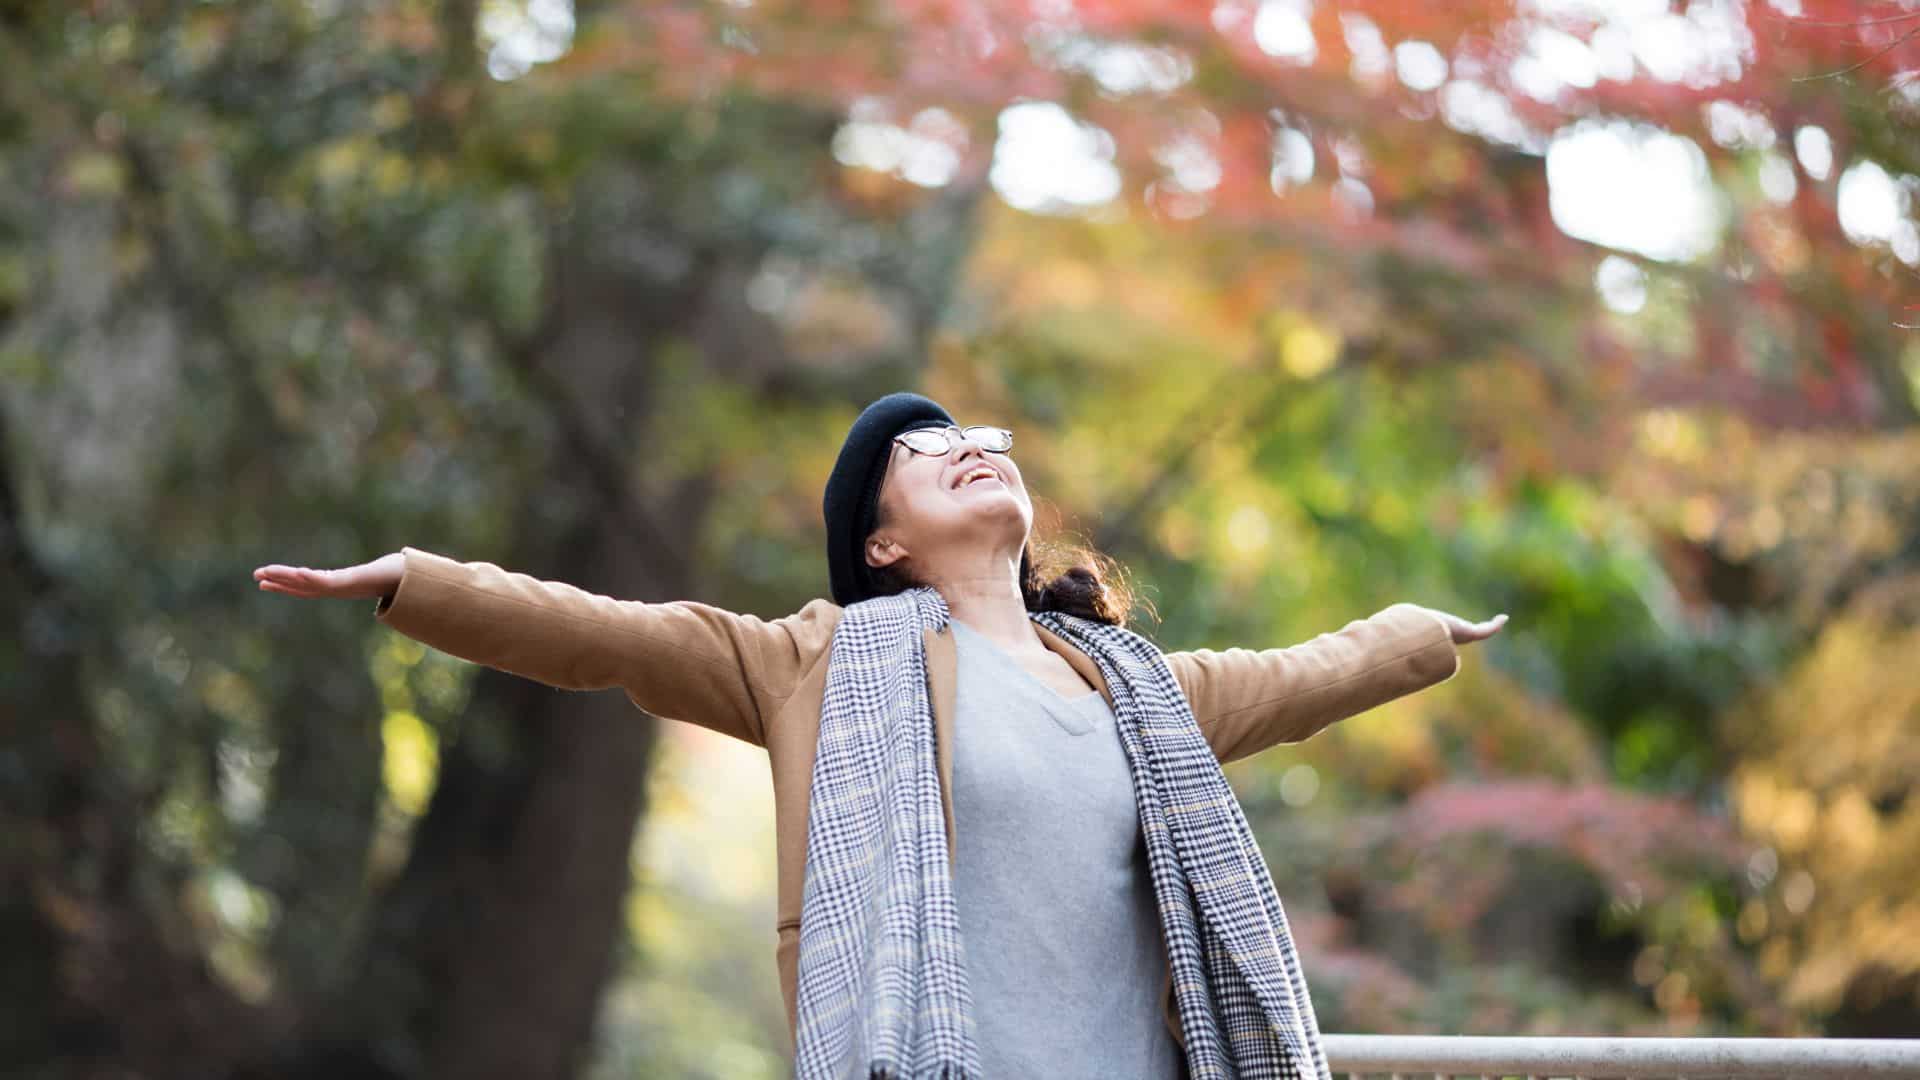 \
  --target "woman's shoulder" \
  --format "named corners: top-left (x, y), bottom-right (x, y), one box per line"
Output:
top-left (771, 596), bottom-right (844, 638)
top-left (729, 595), bottom-right (843, 663)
